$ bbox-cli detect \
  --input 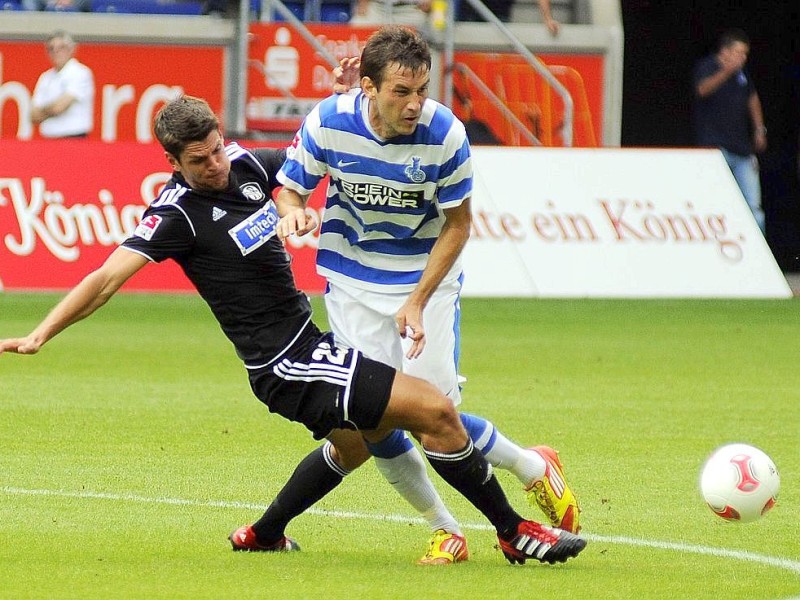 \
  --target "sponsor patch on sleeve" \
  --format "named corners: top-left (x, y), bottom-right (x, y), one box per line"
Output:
top-left (133, 215), bottom-right (163, 241)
